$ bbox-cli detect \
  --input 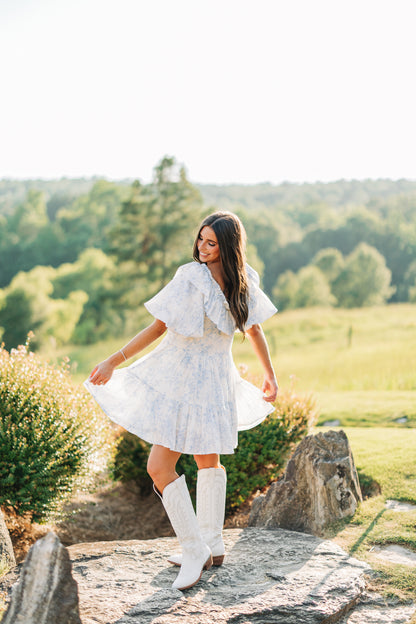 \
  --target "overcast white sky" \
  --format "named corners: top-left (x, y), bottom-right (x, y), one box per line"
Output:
top-left (0, 0), bottom-right (415, 184)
